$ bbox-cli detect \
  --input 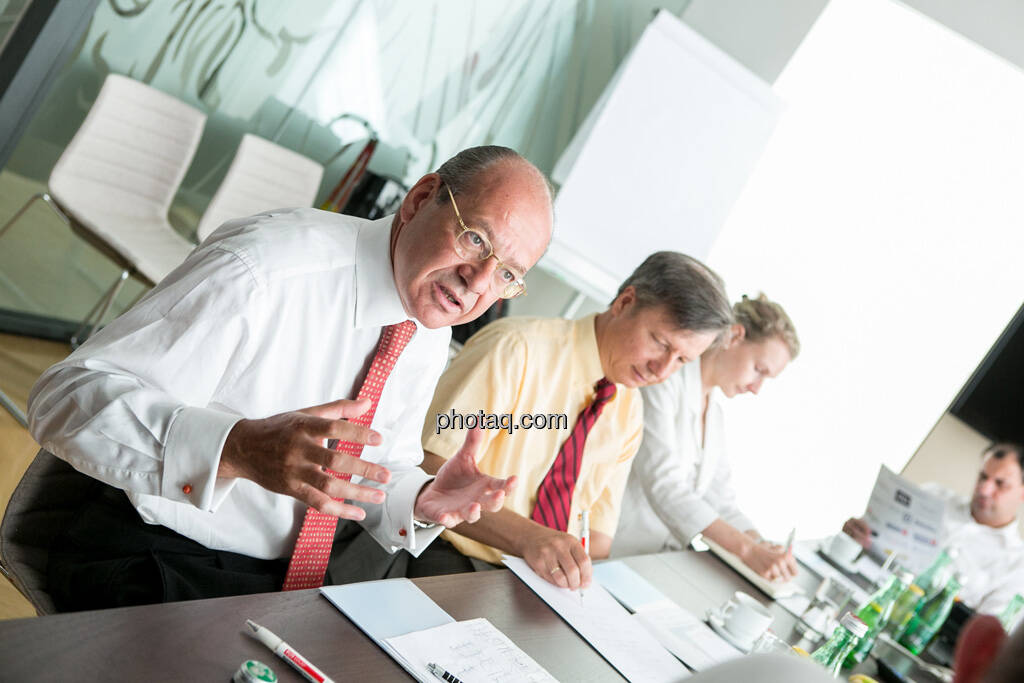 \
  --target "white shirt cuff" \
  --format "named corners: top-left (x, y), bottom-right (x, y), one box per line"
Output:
top-left (162, 406), bottom-right (241, 511)
top-left (370, 467), bottom-right (443, 556)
